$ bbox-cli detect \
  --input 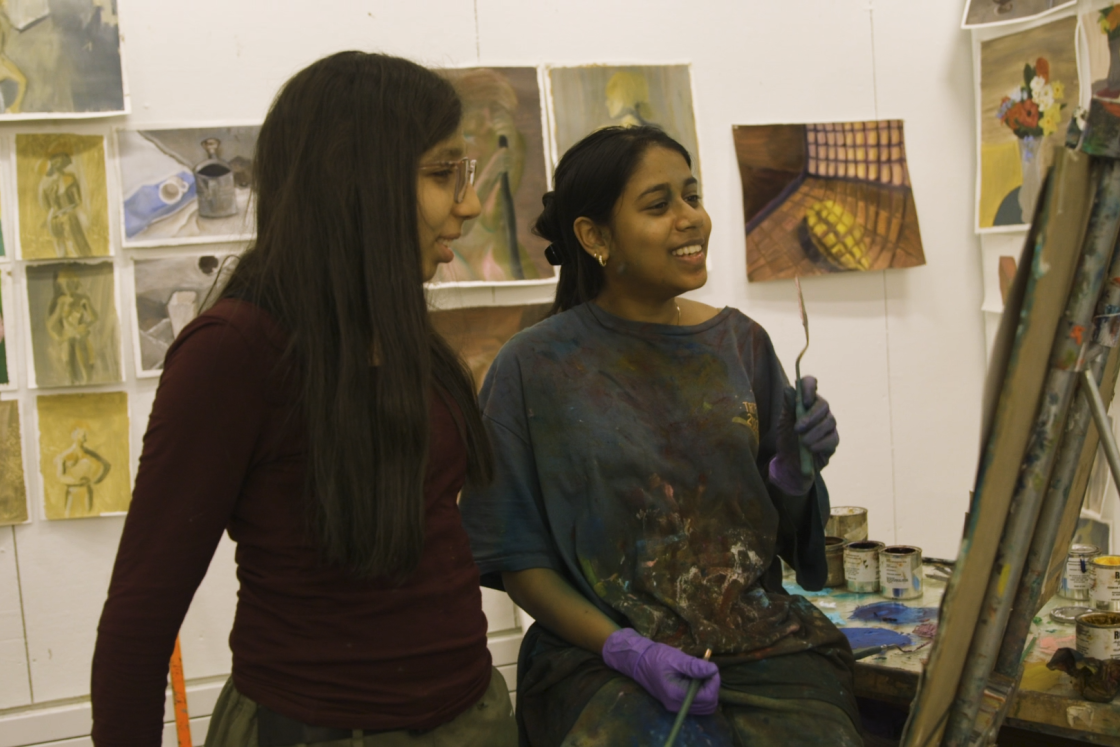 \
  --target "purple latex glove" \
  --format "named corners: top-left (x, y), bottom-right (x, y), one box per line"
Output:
top-left (768, 376), bottom-right (839, 495)
top-left (601, 628), bottom-right (720, 715)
